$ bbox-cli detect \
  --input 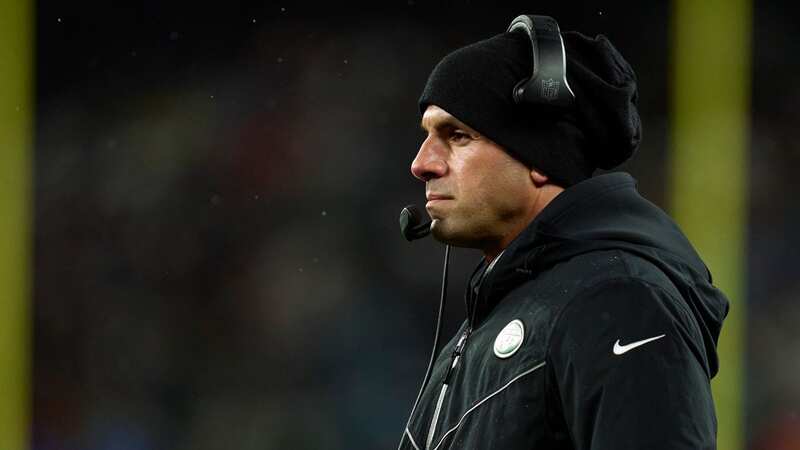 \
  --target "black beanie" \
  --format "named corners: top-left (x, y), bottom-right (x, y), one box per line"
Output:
top-left (419, 30), bottom-right (641, 187)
